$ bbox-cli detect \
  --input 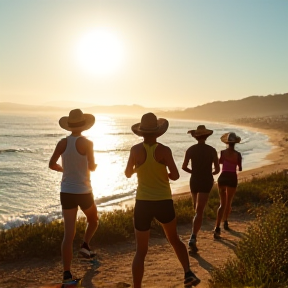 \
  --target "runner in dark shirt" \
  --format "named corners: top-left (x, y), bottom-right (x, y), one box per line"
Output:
top-left (182, 125), bottom-right (220, 253)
